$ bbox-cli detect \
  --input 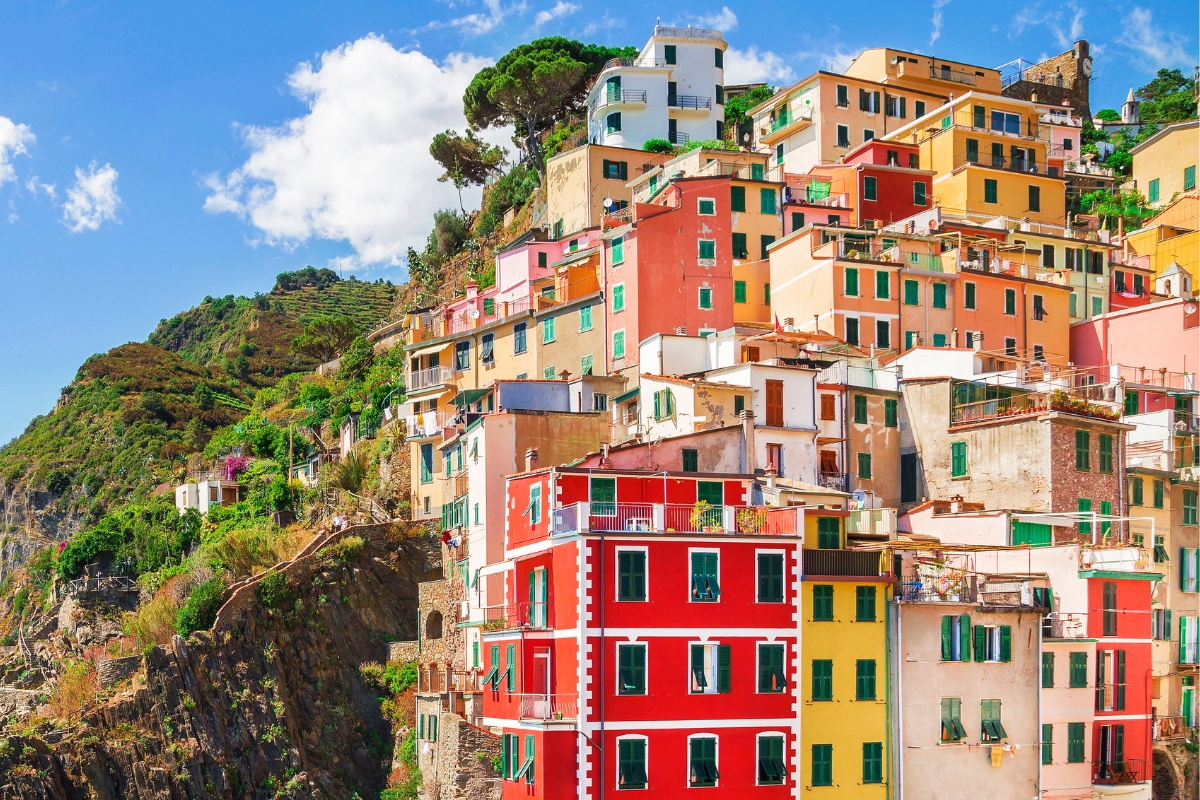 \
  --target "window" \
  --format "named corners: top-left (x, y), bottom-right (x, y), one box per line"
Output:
top-left (688, 736), bottom-right (718, 787)
top-left (846, 317), bottom-right (859, 346)
top-left (606, 112), bottom-right (622, 133)
top-left (857, 452), bottom-right (872, 479)
top-left (915, 100), bottom-right (926, 118)
top-left (966, 138), bottom-right (979, 162)
top-left (764, 378), bottom-right (784, 427)
top-left (612, 283), bottom-right (625, 312)
top-left (757, 735), bottom-right (786, 785)
top-left (885, 398), bottom-right (898, 428)
top-left (454, 339), bottom-right (470, 371)
top-left (940, 614), bottom-right (972, 661)
top-left (664, 44), bottom-right (676, 65)
top-left (730, 185), bottom-right (746, 212)
top-left (1069, 652), bottom-right (1088, 687)
top-left (941, 697), bottom-right (967, 741)
top-left (419, 443), bottom-right (434, 483)
top-left (863, 176), bottom-right (877, 200)
top-left (734, 280), bottom-right (747, 303)
top-left (758, 553), bottom-right (784, 602)
top-left (698, 198), bottom-right (716, 215)
top-left (612, 329), bottom-right (625, 359)
top-left (682, 448), bottom-right (699, 472)
top-left (760, 188), bottom-right (776, 215)
top-left (760, 234), bottom-right (775, 259)
top-left (611, 235), bottom-right (624, 264)
top-left (820, 394), bottom-right (836, 421)
top-left (690, 643), bottom-right (730, 694)
top-left (1075, 430), bottom-right (1090, 471)
top-left (981, 699), bottom-right (1007, 741)
top-left (1186, 165), bottom-right (1197, 191)
top-left (932, 282), bottom-right (947, 309)
top-left (813, 585), bottom-right (834, 620)
top-left (1004, 288), bottom-right (1016, 315)
top-left (1103, 582), bottom-right (1117, 635)
top-left (791, 211), bottom-right (805, 231)
top-left (652, 388), bottom-right (675, 421)
top-left (984, 178), bottom-right (998, 204)
top-left (909, 152), bottom-right (919, 168)
top-left (537, 251), bottom-right (548, 268)
top-left (863, 129), bottom-right (874, 142)
top-left (1042, 724), bottom-right (1053, 765)
top-left (527, 485), bottom-right (541, 524)
top-left (618, 549), bottom-right (646, 601)
top-left (856, 586), bottom-right (877, 621)
top-left (1029, 185), bottom-right (1040, 212)
top-left (1153, 534), bottom-right (1168, 563)
top-left (948, 439), bottom-right (970, 477)
top-left (845, 267), bottom-right (859, 296)
top-left (543, 365), bottom-right (556, 380)
top-left (690, 552), bottom-right (720, 601)
top-left (1092, 296), bottom-right (1103, 317)
top-left (875, 270), bottom-right (889, 299)
top-left (618, 643), bottom-right (647, 694)
top-left (1185, 489), bottom-right (1199, 525)
top-left (698, 240), bottom-right (717, 262)
top-left (862, 742), bottom-right (883, 784)
top-left (1067, 723), bottom-right (1085, 763)
top-left (603, 159), bottom-right (628, 180)
top-left (758, 643), bottom-right (787, 692)
top-left (698, 287), bottom-right (713, 309)
top-left (811, 659), bottom-right (833, 701)
top-left (732, 232), bottom-right (748, 259)
top-left (914, 181), bottom-right (927, 205)
top-left (904, 278), bottom-right (919, 305)
top-left (618, 738), bottom-right (647, 789)
top-left (514, 322), bottom-right (528, 354)
top-left (933, 333), bottom-right (947, 347)
top-left (836, 84), bottom-right (849, 107)
top-left (1148, 178), bottom-right (1160, 203)
top-left (875, 320), bottom-right (890, 349)
top-left (501, 732), bottom-right (519, 778)
top-left (811, 744), bottom-right (832, 787)
top-left (853, 394), bottom-right (868, 424)
top-left (837, 124), bottom-right (850, 148)
top-left (734, 395), bottom-right (746, 415)
top-left (856, 659), bottom-right (877, 700)
top-left (542, 316), bottom-right (555, 344)
top-left (1099, 434), bottom-right (1113, 473)
top-left (1154, 479), bottom-right (1165, 509)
